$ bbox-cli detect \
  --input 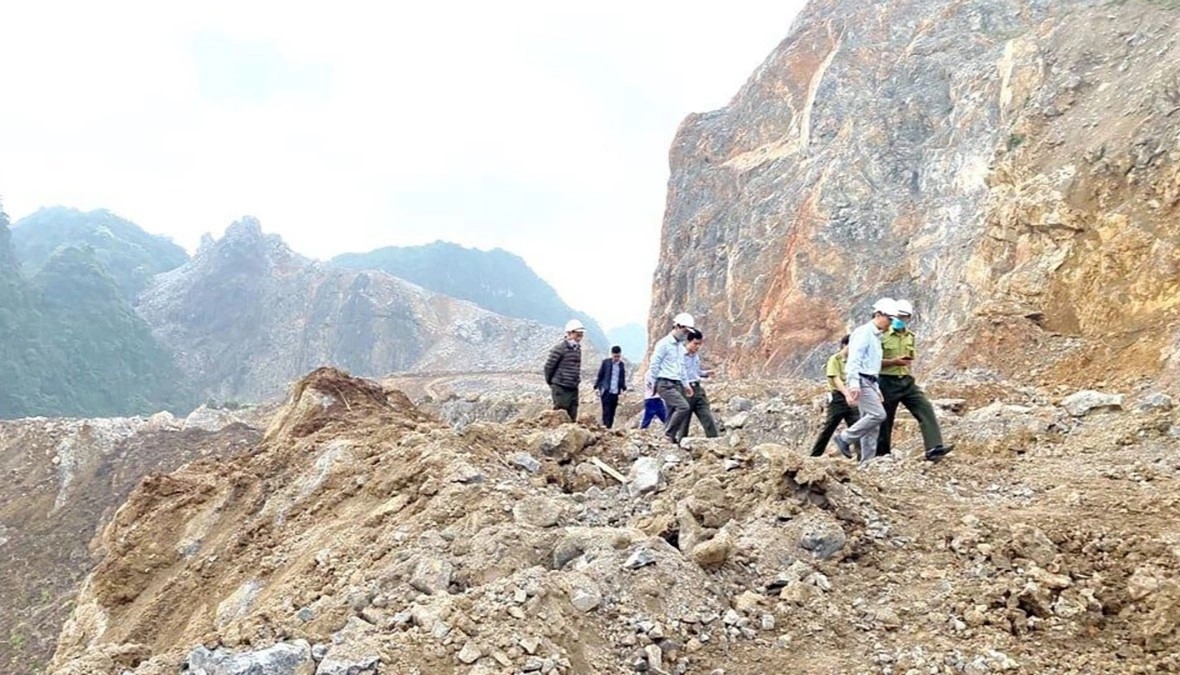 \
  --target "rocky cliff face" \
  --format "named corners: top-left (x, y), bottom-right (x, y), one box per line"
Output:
top-left (651, 0), bottom-right (1180, 385)
top-left (137, 218), bottom-right (563, 403)
top-left (0, 410), bottom-right (260, 675)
